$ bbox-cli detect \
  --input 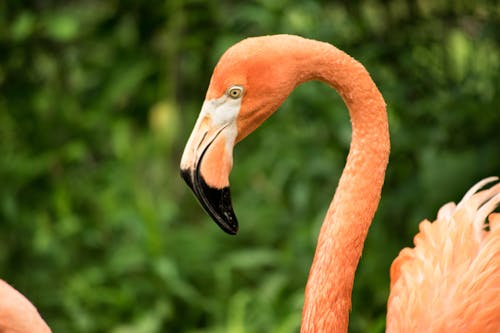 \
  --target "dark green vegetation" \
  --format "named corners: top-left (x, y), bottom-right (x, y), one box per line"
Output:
top-left (1, 1), bottom-right (499, 332)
